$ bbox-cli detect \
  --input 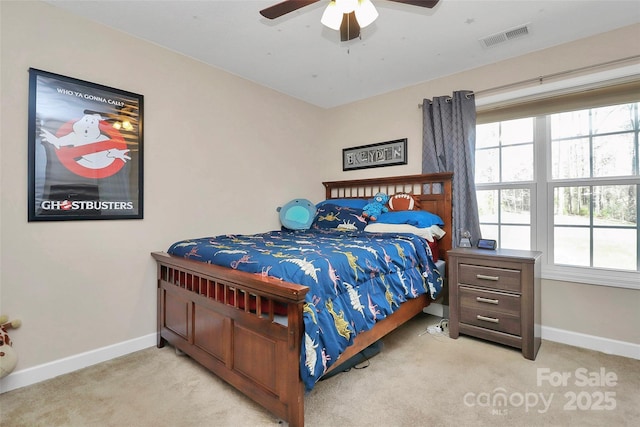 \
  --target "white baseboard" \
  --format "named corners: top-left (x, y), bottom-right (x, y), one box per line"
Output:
top-left (541, 326), bottom-right (640, 360)
top-left (424, 304), bottom-right (638, 360)
top-left (423, 302), bottom-right (449, 319)
top-left (2, 324), bottom-right (638, 394)
top-left (422, 303), bottom-right (444, 317)
top-left (0, 333), bottom-right (156, 394)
